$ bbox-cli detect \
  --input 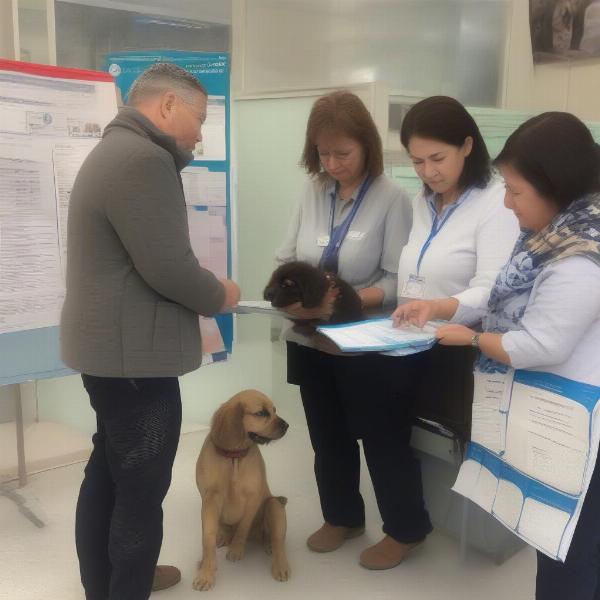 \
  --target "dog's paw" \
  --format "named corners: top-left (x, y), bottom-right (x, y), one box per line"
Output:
top-left (226, 543), bottom-right (245, 562)
top-left (192, 569), bottom-right (216, 591)
top-left (271, 558), bottom-right (291, 582)
top-left (217, 529), bottom-right (232, 548)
